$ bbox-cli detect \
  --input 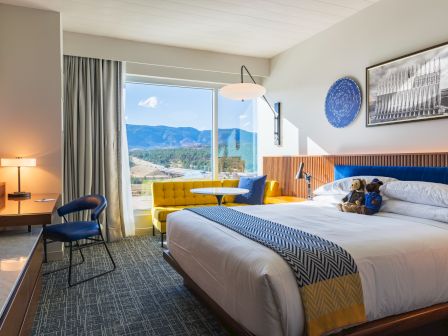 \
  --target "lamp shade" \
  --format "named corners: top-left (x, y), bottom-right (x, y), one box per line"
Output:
top-left (1, 158), bottom-right (36, 167)
top-left (220, 82), bottom-right (266, 100)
